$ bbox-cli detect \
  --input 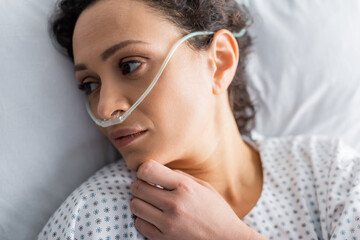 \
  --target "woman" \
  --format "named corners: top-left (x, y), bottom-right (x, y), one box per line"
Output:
top-left (39, 0), bottom-right (360, 239)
